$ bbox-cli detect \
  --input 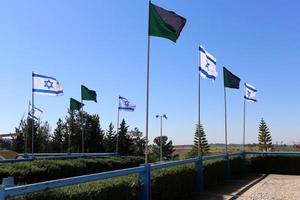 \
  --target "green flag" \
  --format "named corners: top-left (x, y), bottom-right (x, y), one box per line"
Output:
top-left (70, 98), bottom-right (84, 111)
top-left (149, 3), bottom-right (186, 42)
top-left (223, 67), bottom-right (240, 89)
top-left (81, 85), bottom-right (97, 102)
